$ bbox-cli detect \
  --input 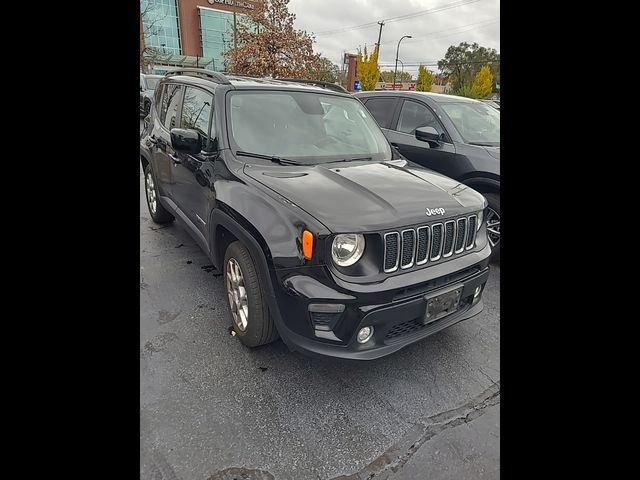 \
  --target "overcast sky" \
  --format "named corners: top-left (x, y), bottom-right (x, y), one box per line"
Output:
top-left (288, 0), bottom-right (500, 78)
